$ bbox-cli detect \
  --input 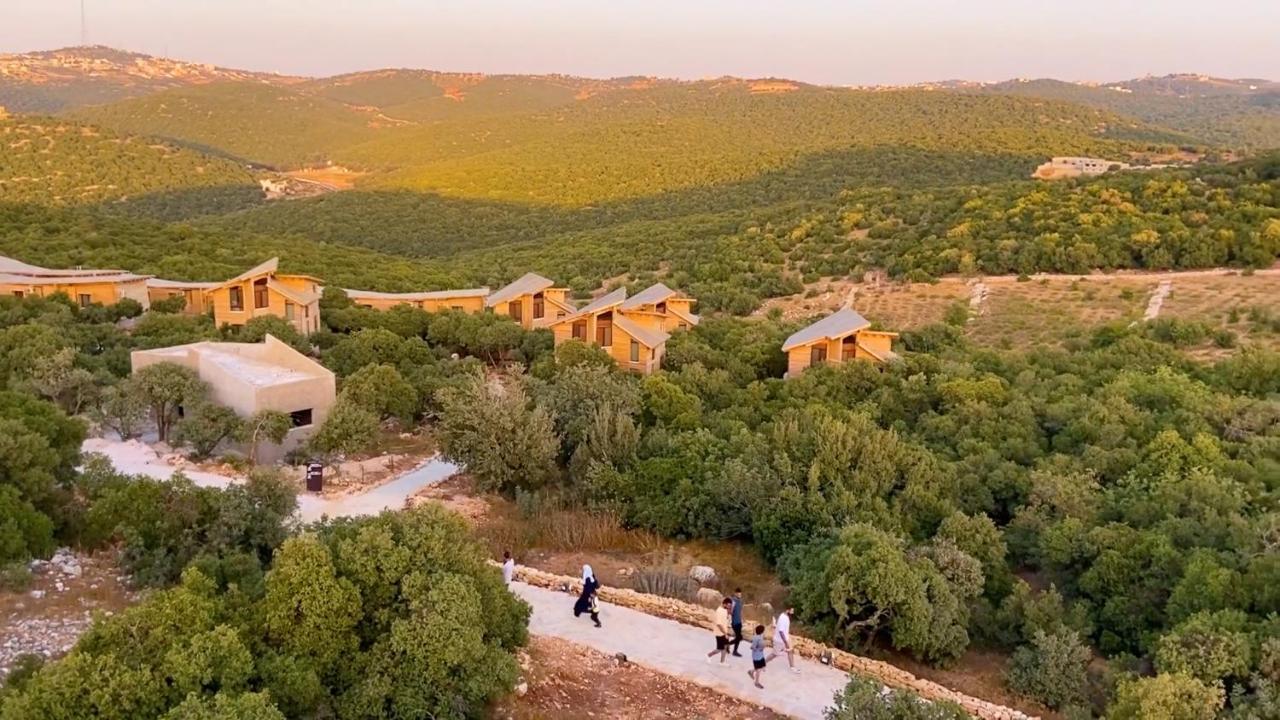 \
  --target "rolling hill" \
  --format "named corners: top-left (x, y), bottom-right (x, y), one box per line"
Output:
top-left (0, 115), bottom-right (258, 211)
top-left (0, 45), bottom-right (295, 113)
top-left (968, 76), bottom-right (1280, 149)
